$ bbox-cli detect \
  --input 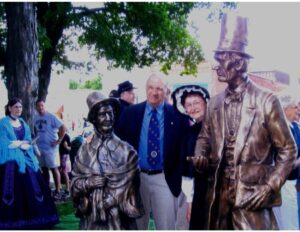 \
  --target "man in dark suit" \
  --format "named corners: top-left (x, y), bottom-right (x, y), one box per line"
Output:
top-left (115, 74), bottom-right (188, 230)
